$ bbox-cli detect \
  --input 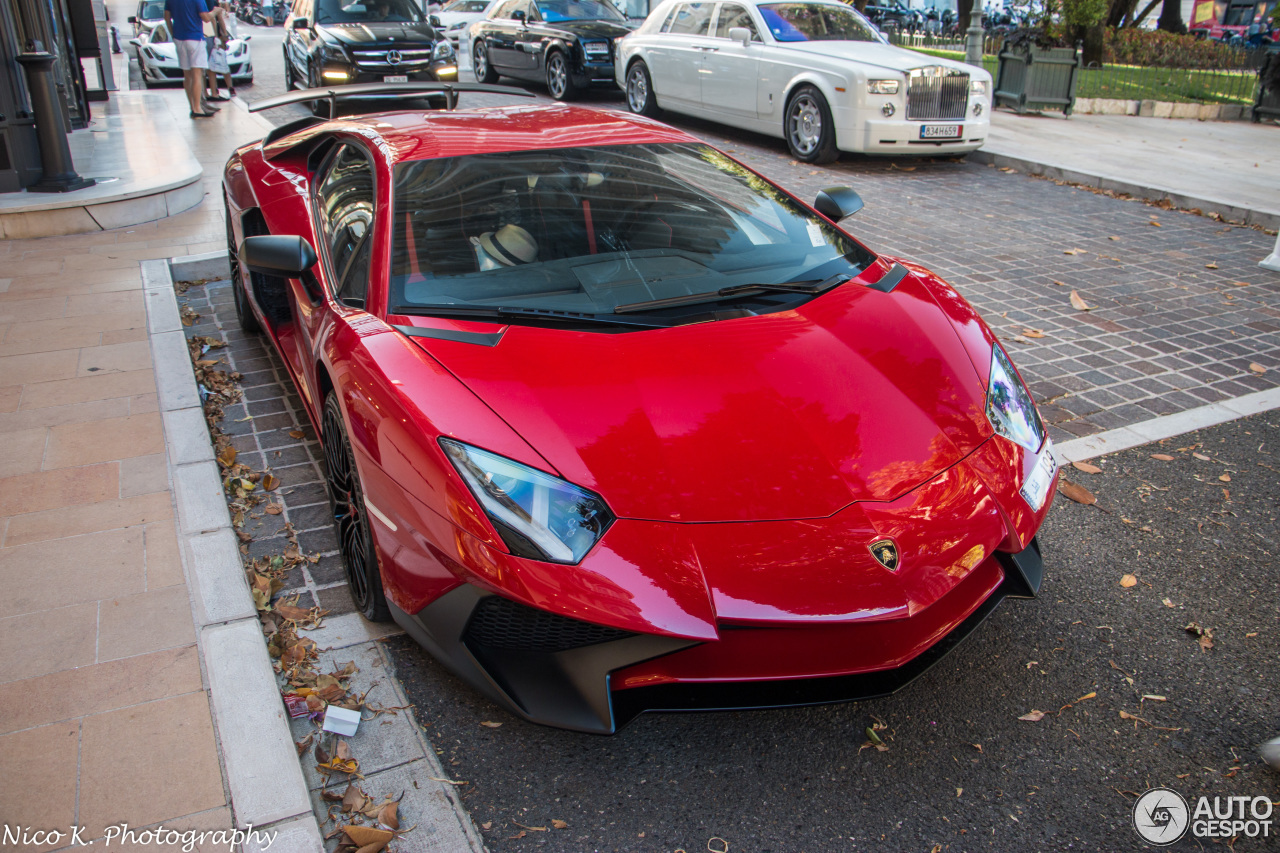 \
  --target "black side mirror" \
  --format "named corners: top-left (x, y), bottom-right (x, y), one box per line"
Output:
top-left (291, 16), bottom-right (308, 28)
top-left (128, 15), bottom-right (137, 22)
top-left (429, 13), bottom-right (443, 27)
top-left (813, 186), bottom-right (864, 220)
top-left (512, 9), bottom-right (526, 22)
top-left (240, 235), bottom-right (317, 276)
